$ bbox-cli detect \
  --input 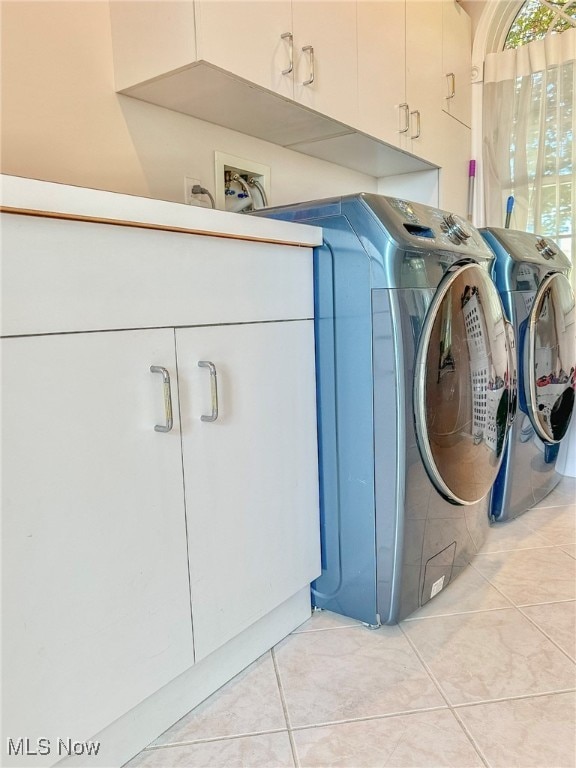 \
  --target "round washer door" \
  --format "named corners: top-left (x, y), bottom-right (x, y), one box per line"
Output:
top-left (414, 262), bottom-right (512, 505)
top-left (526, 272), bottom-right (575, 443)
